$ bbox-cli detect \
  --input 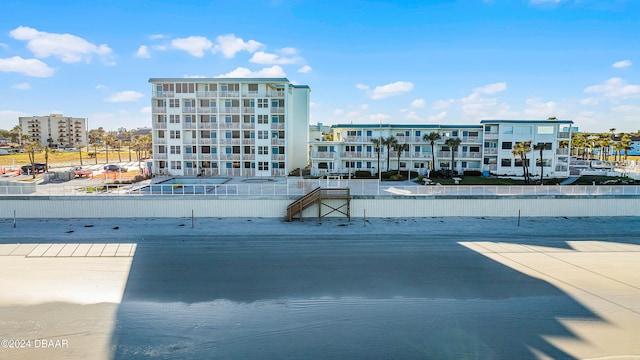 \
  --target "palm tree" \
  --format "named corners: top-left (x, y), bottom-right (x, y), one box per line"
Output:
top-left (423, 132), bottom-right (441, 172)
top-left (383, 135), bottom-right (397, 172)
top-left (23, 141), bottom-right (42, 179)
top-left (533, 143), bottom-right (545, 185)
top-left (77, 145), bottom-right (84, 166)
top-left (391, 142), bottom-right (408, 175)
top-left (444, 137), bottom-right (462, 177)
top-left (512, 141), bottom-right (532, 184)
top-left (87, 127), bottom-right (105, 164)
top-left (621, 133), bottom-right (633, 161)
top-left (371, 137), bottom-right (382, 177)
